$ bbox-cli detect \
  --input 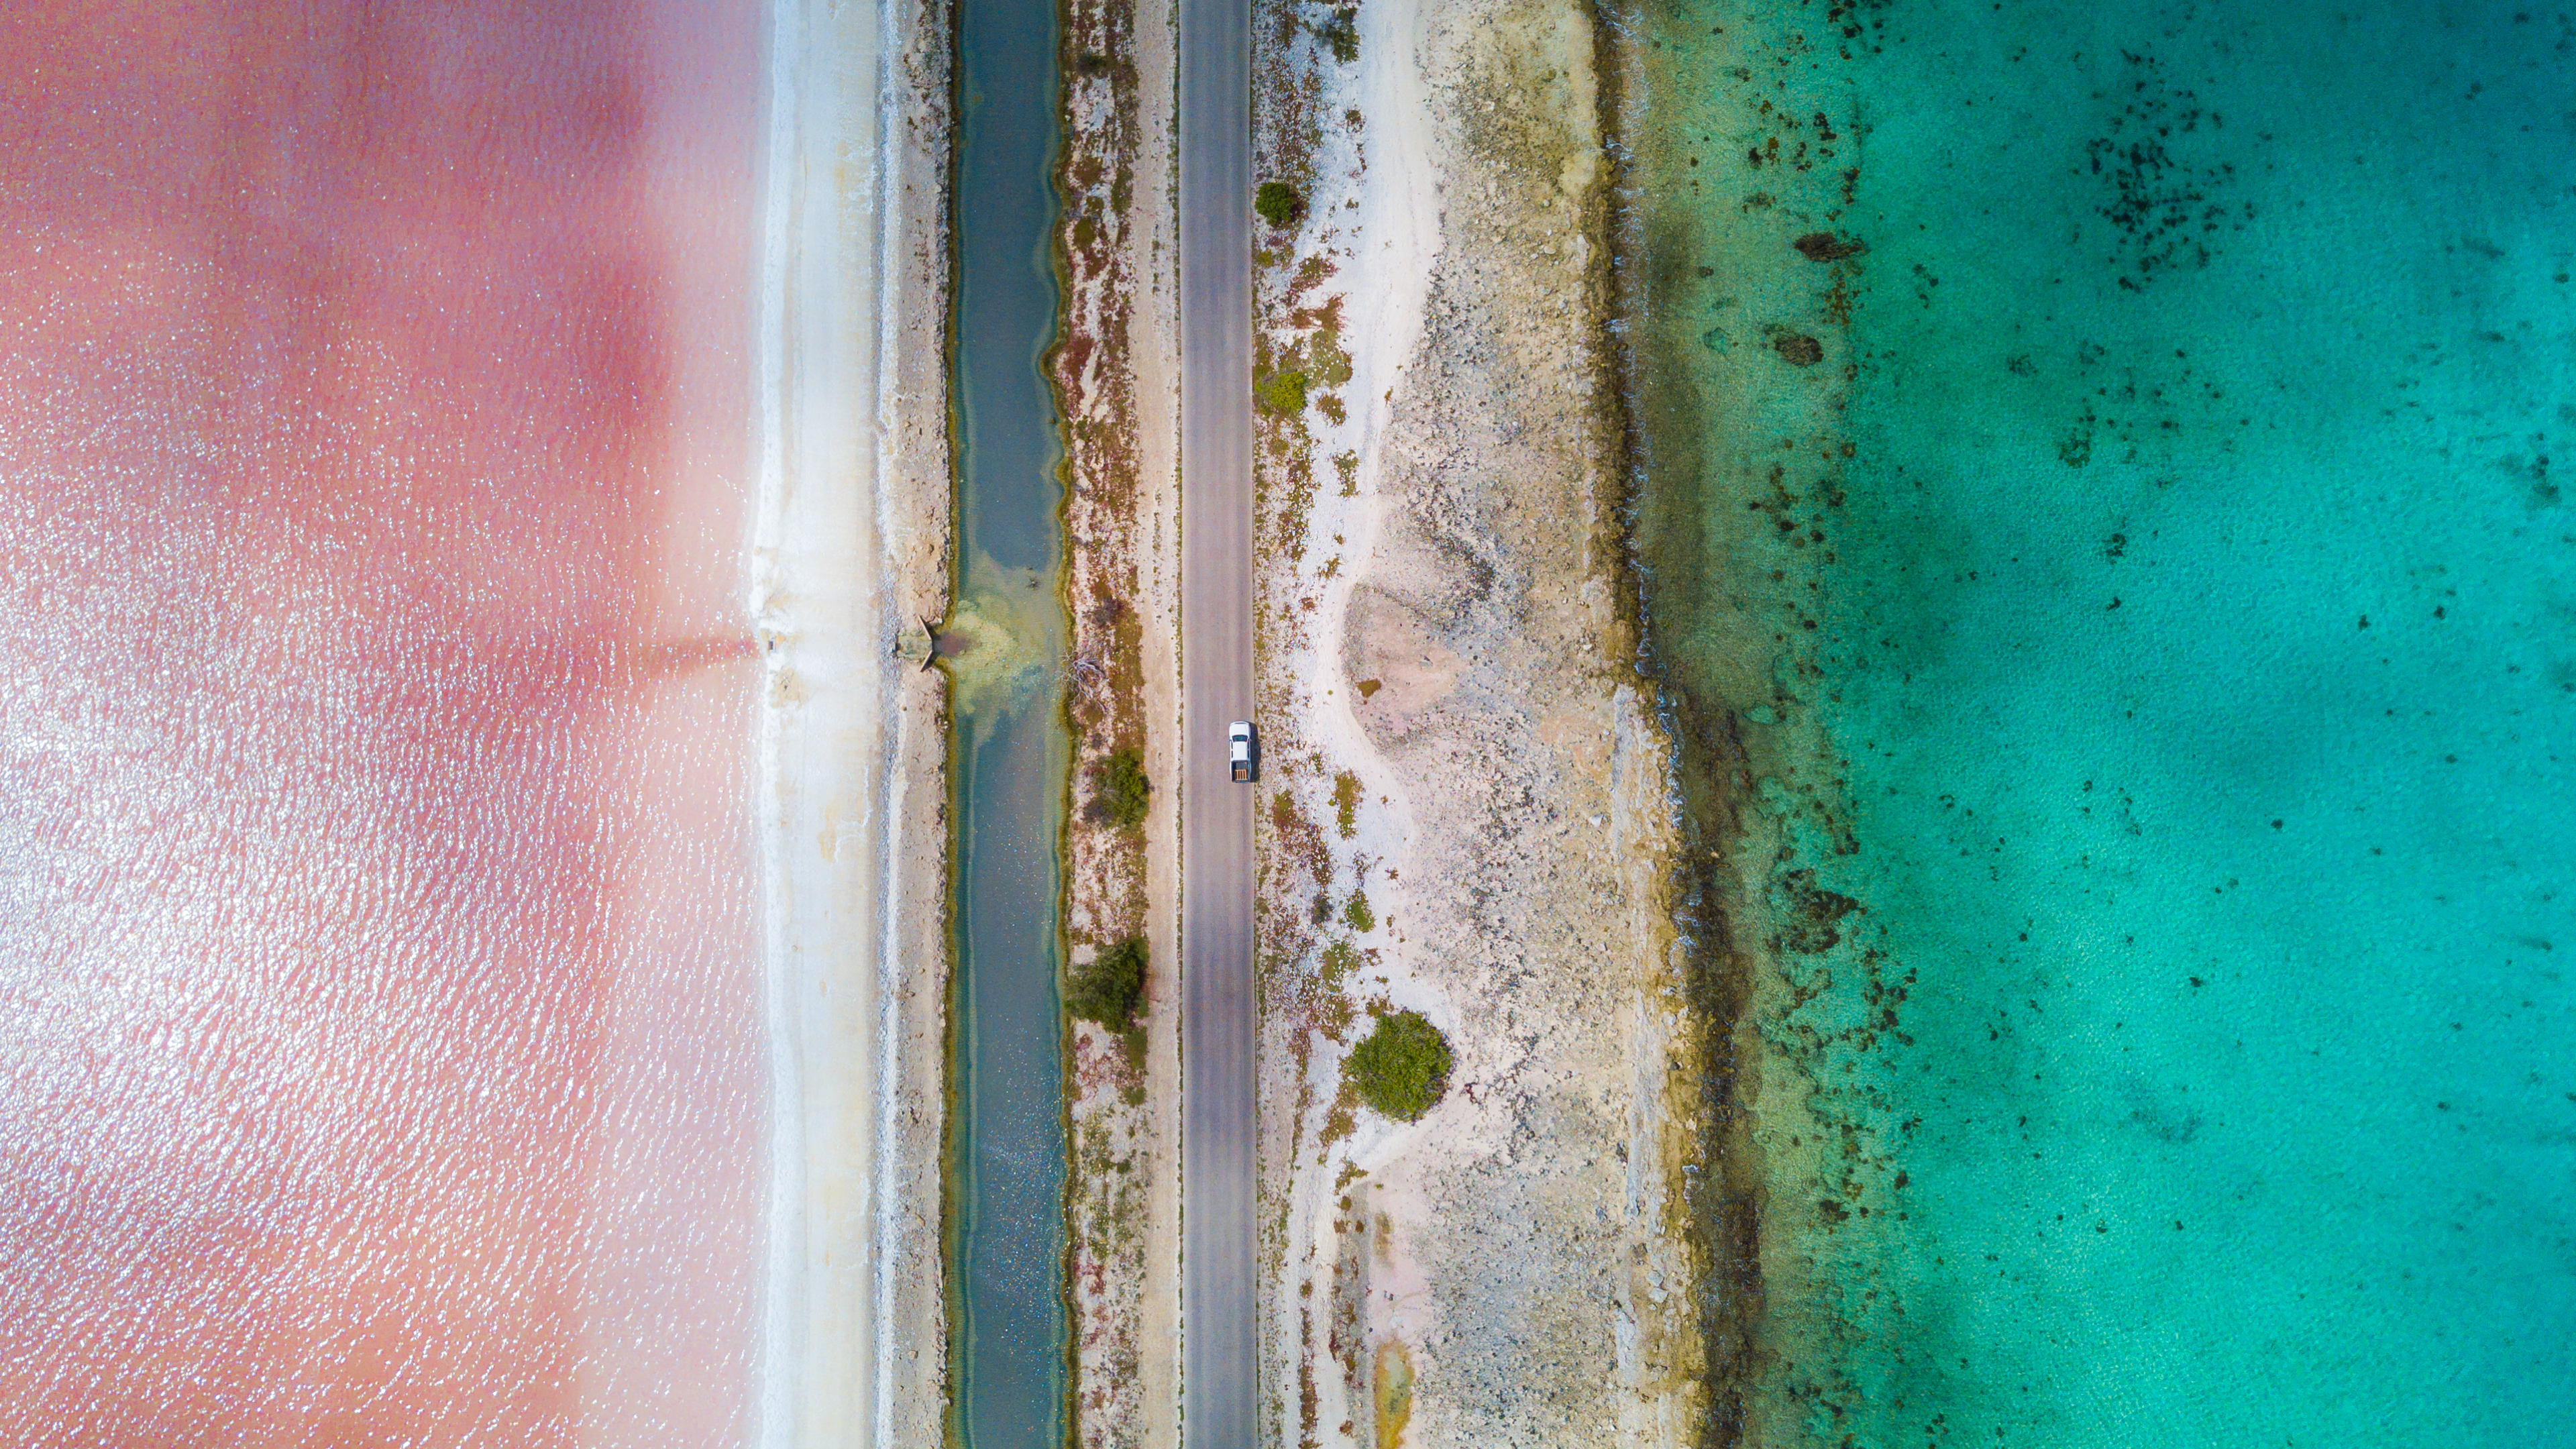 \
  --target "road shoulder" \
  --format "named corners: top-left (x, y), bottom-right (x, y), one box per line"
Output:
top-left (1054, 0), bottom-right (1189, 1442)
